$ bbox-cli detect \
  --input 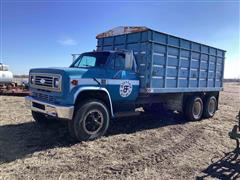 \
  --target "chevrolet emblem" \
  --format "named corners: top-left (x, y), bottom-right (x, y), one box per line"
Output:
top-left (40, 79), bottom-right (45, 84)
